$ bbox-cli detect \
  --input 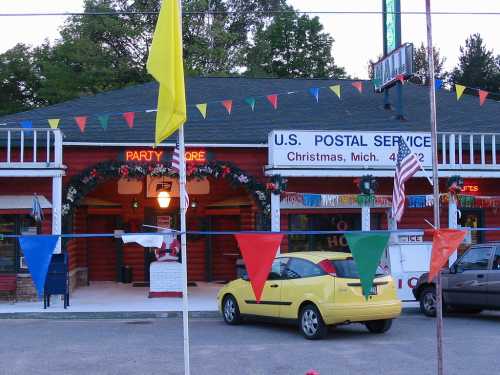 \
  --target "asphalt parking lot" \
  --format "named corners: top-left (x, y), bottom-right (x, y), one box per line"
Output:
top-left (0, 309), bottom-right (499, 375)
